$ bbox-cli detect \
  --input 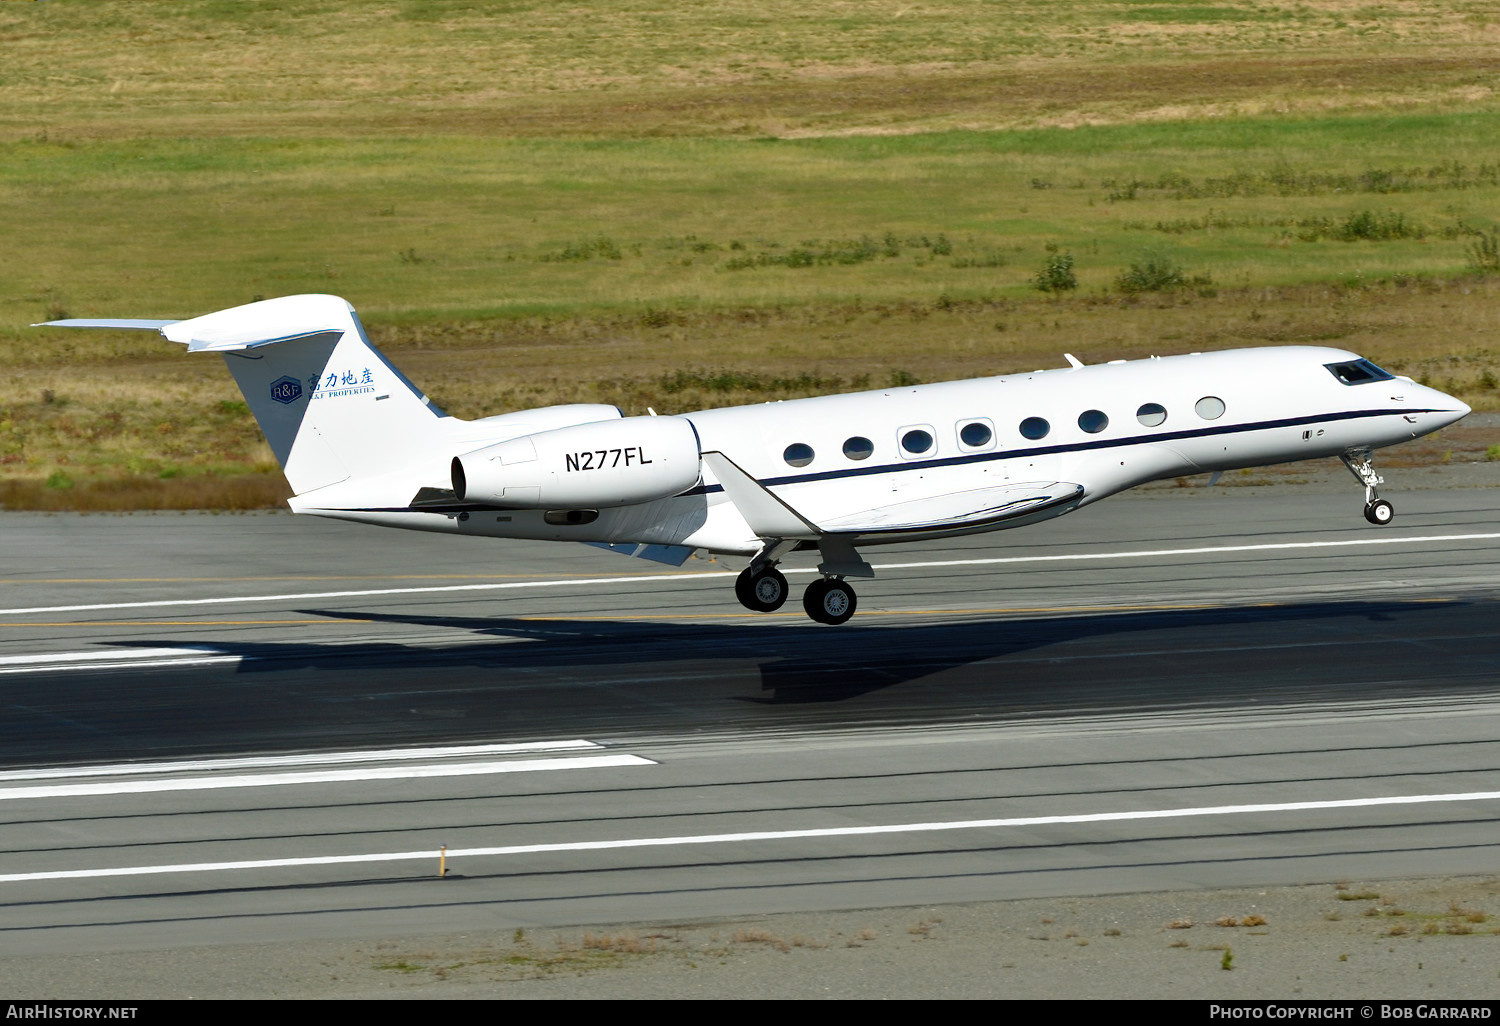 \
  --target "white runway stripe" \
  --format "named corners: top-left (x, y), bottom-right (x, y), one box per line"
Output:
top-left (1, 531), bottom-right (1496, 617)
top-left (0, 654), bottom-right (242, 675)
top-left (0, 754), bottom-right (653, 802)
top-left (4, 789), bottom-right (1496, 883)
top-left (0, 740), bottom-right (603, 782)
